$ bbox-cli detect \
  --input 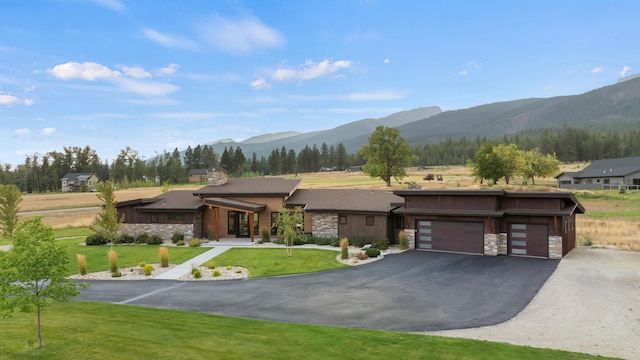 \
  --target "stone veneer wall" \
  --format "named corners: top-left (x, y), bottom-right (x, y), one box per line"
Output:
top-left (119, 223), bottom-right (194, 242)
top-left (404, 228), bottom-right (415, 249)
top-left (499, 233), bottom-right (508, 255)
top-left (312, 213), bottom-right (338, 237)
top-left (548, 235), bottom-right (563, 259)
top-left (483, 233), bottom-right (499, 256)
